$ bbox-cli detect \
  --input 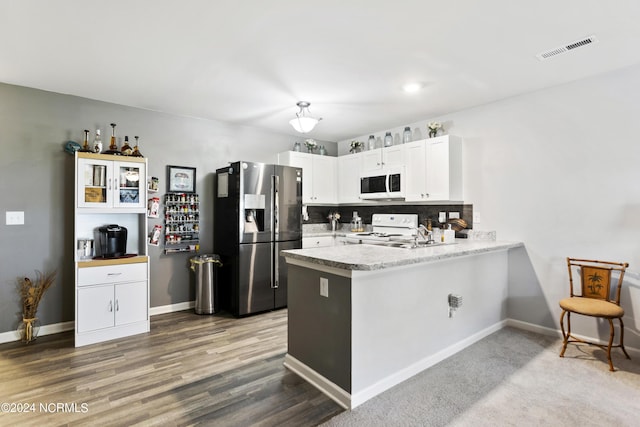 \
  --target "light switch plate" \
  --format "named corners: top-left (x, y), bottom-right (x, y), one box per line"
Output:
top-left (6, 211), bottom-right (24, 225)
top-left (449, 212), bottom-right (460, 219)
